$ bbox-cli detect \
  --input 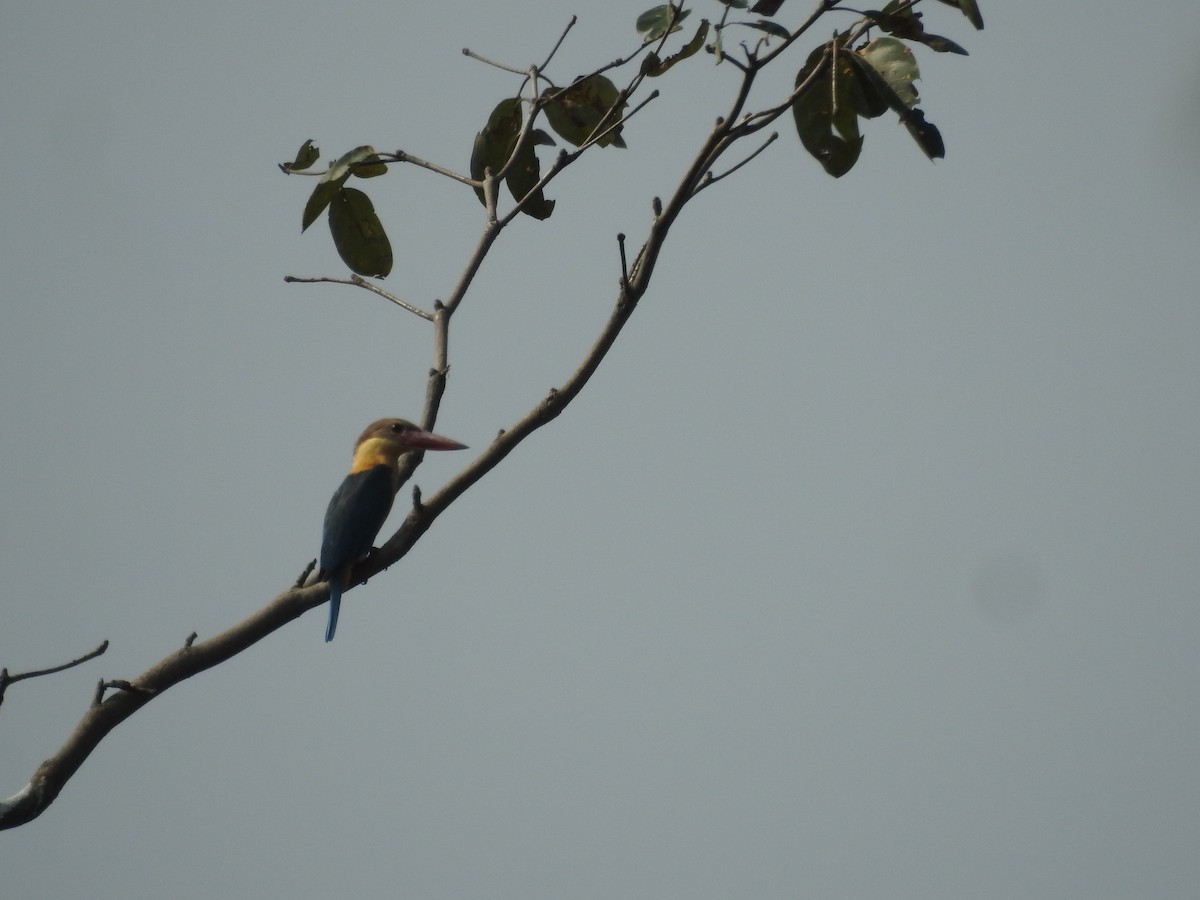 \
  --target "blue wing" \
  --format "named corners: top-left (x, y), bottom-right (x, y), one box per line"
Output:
top-left (320, 465), bottom-right (397, 641)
